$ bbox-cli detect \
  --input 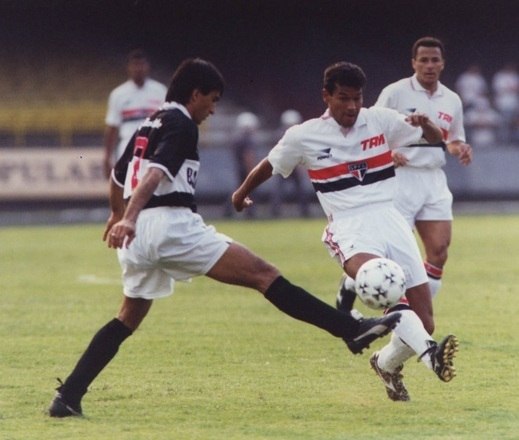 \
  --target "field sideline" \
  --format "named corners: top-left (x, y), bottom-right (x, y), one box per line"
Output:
top-left (1, 216), bottom-right (518, 439)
